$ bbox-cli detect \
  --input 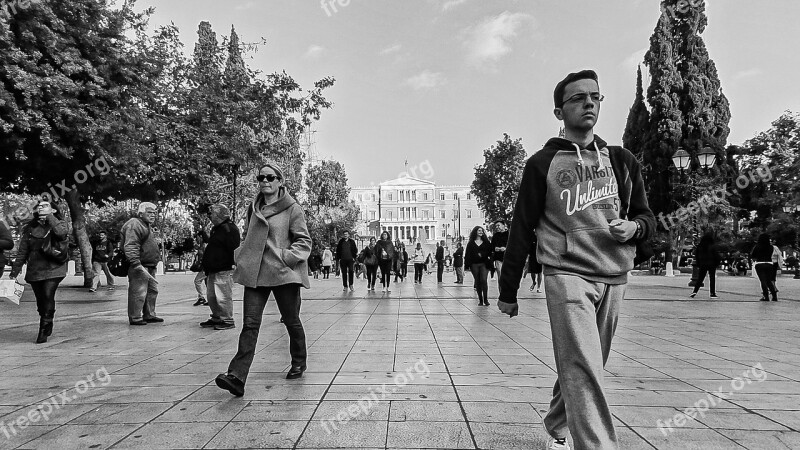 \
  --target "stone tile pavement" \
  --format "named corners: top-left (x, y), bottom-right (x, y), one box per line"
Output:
top-left (0, 270), bottom-right (798, 449)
